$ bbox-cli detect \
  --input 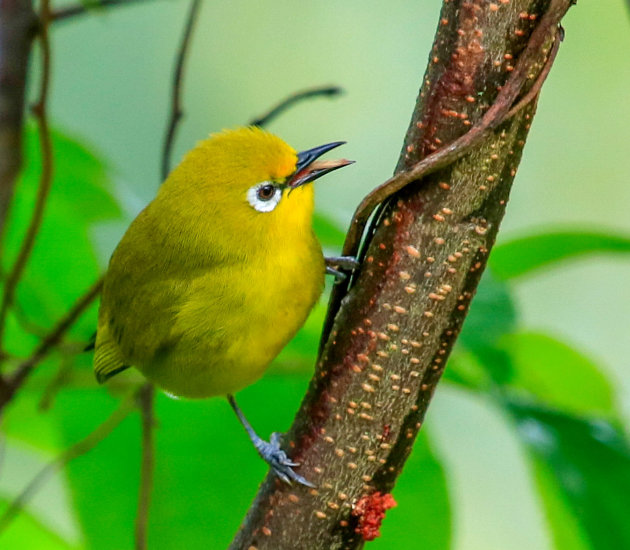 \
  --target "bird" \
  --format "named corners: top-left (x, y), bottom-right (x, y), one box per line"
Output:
top-left (93, 127), bottom-right (355, 485)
